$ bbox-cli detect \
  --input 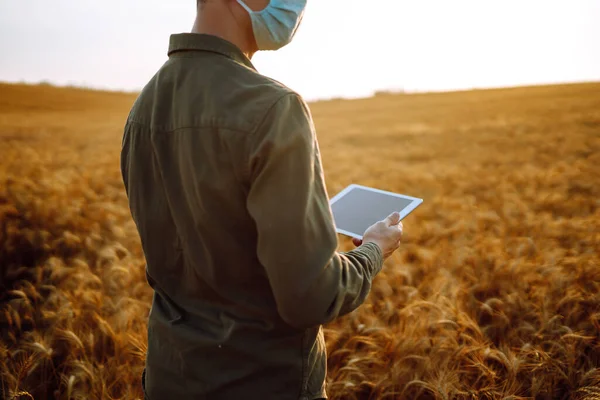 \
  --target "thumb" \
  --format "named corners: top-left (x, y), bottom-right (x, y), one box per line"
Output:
top-left (384, 211), bottom-right (401, 226)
